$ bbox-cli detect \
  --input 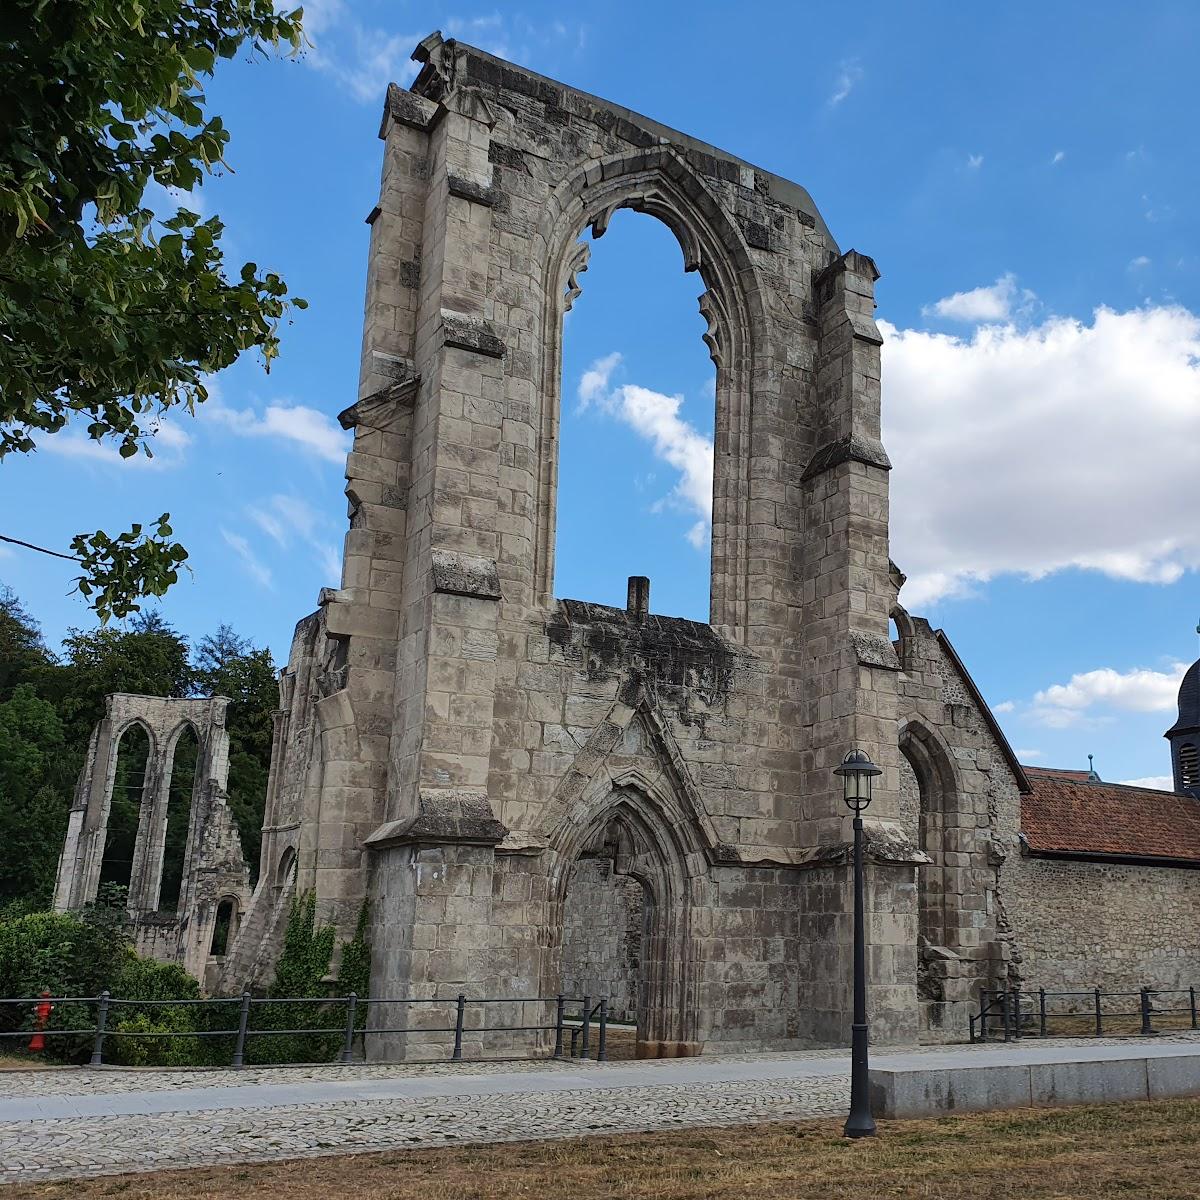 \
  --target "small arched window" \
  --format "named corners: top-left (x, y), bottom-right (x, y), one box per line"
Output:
top-left (209, 897), bottom-right (237, 957)
top-left (277, 846), bottom-right (296, 888)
